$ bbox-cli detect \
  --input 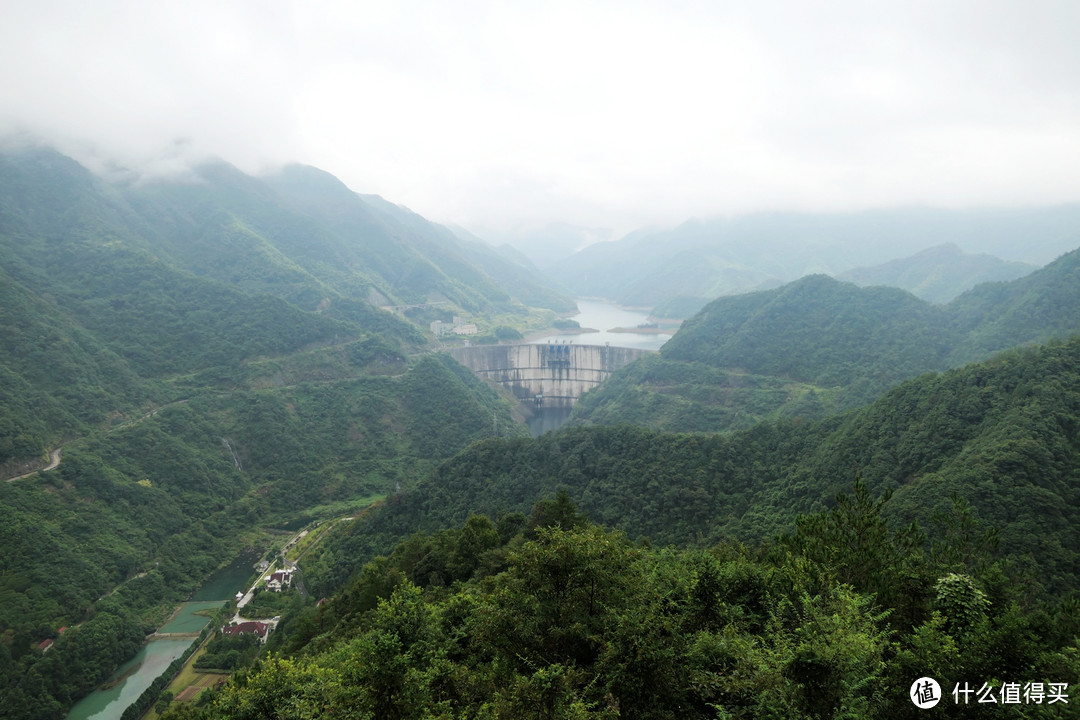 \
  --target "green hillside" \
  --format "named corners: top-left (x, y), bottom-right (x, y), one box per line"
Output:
top-left (0, 146), bottom-right (575, 468)
top-left (184, 504), bottom-right (1079, 720)
top-left (308, 336), bottom-right (1080, 599)
top-left (573, 249), bottom-right (1080, 431)
top-left (837, 243), bottom-right (1036, 304)
top-left (0, 146), bottom-right (548, 719)
top-left (191, 338), bottom-right (1080, 720)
